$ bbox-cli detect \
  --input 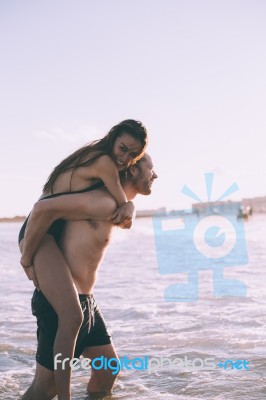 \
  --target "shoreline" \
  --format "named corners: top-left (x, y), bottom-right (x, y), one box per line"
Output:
top-left (0, 217), bottom-right (26, 223)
